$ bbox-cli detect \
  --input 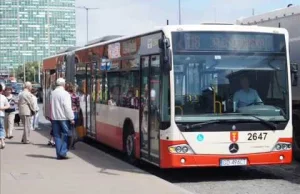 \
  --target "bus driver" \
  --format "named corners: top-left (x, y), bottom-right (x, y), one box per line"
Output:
top-left (233, 76), bottom-right (263, 109)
